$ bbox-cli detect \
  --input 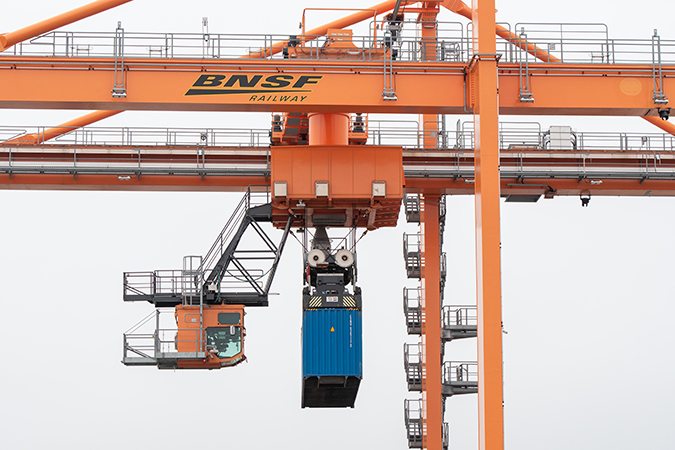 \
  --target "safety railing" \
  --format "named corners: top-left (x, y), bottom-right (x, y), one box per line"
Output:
top-left (403, 193), bottom-right (421, 223)
top-left (442, 306), bottom-right (477, 329)
top-left (442, 361), bottom-right (478, 385)
top-left (403, 233), bottom-right (422, 279)
top-left (403, 287), bottom-right (422, 334)
top-left (4, 123), bottom-right (675, 158)
top-left (3, 21), bottom-right (675, 66)
top-left (371, 20), bottom-right (465, 63)
top-left (122, 333), bottom-right (156, 361)
top-left (447, 125), bottom-right (675, 153)
top-left (404, 399), bottom-right (424, 449)
top-left (123, 270), bottom-right (184, 298)
top-left (365, 120), bottom-right (422, 148)
top-left (466, 22), bottom-right (675, 65)
top-left (200, 186), bottom-right (270, 276)
top-left (122, 308), bottom-right (206, 365)
top-left (404, 342), bottom-right (423, 392)
top-left (2, 22), bottom-right (464, 63)
top-left (123, 267), bottom-right (269, 299)
top-left (440, 252), bottom-right (447, 280)
top-left (0, 125), bottom-right (271, 148)
top-left (5, 121), bottom-right (675, 153)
